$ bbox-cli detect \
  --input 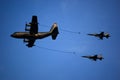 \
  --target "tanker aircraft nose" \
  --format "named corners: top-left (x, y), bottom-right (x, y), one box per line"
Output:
top-left (11, 33), bottom-right (16, 38)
